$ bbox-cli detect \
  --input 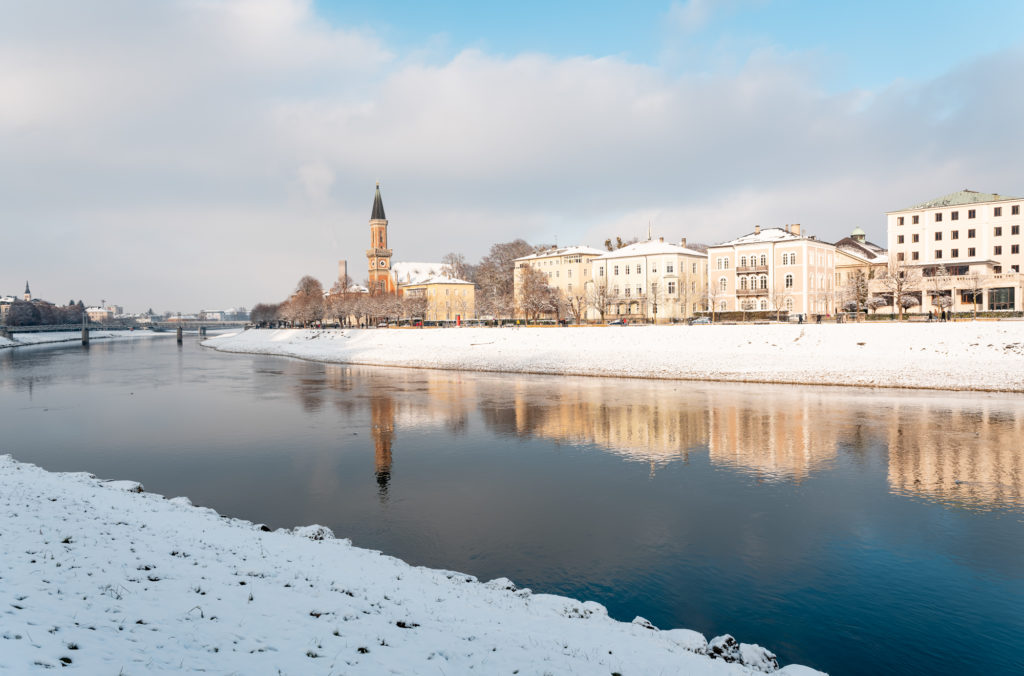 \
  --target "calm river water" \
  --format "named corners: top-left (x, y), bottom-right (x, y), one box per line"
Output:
top-left (1, 336), bottom-right (1022, 675)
